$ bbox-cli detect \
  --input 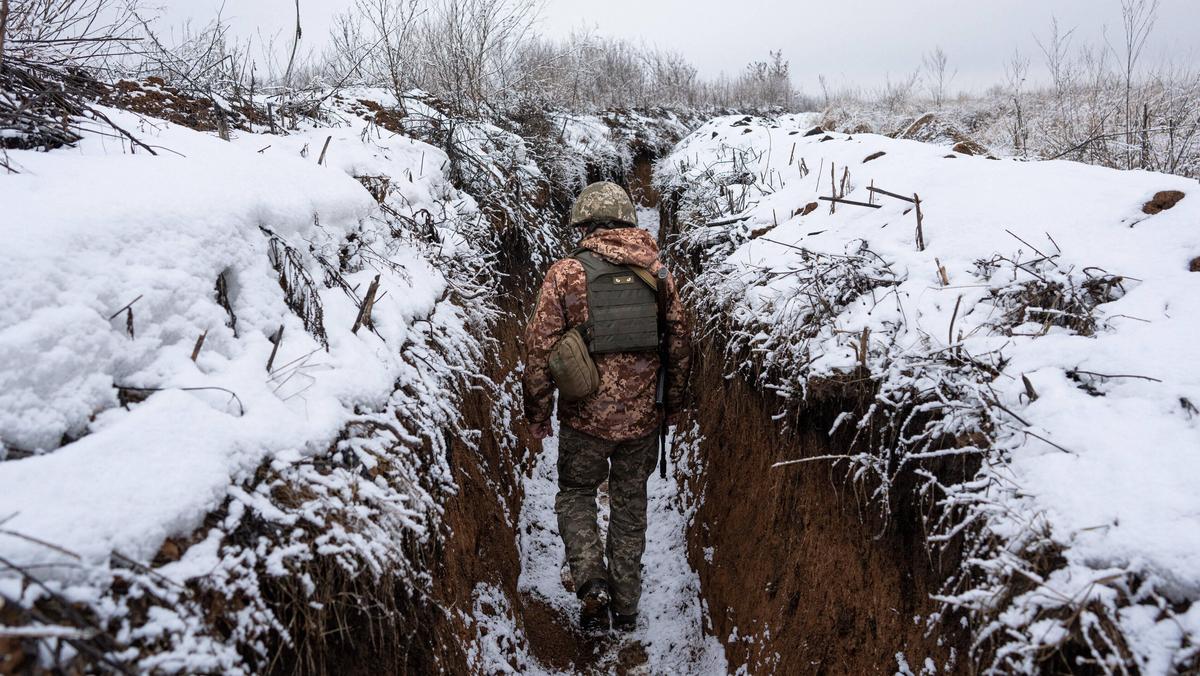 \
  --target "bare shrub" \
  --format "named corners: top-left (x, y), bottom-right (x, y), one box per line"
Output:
top-left (818, 2), bottom-right (1200, 178)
